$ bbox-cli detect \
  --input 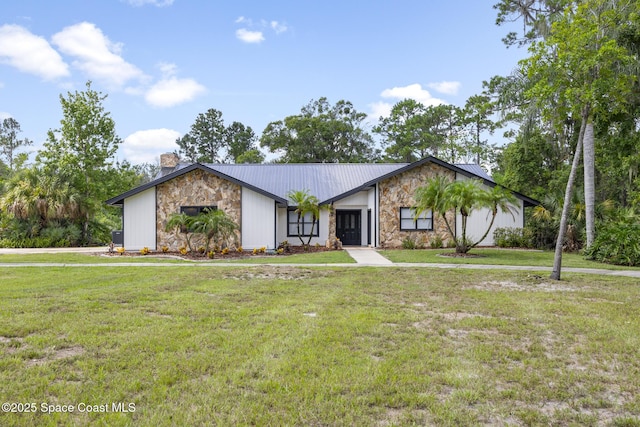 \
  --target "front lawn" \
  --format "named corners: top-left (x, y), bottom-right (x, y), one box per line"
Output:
top-left (379, 248), bottom-right (640, 270)
top-left (0, 249), bottom-right (355, 265)
top-left (1, 266), bottom-right (639, 426)
top-left (225, 249), bottom-right (355, 264)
